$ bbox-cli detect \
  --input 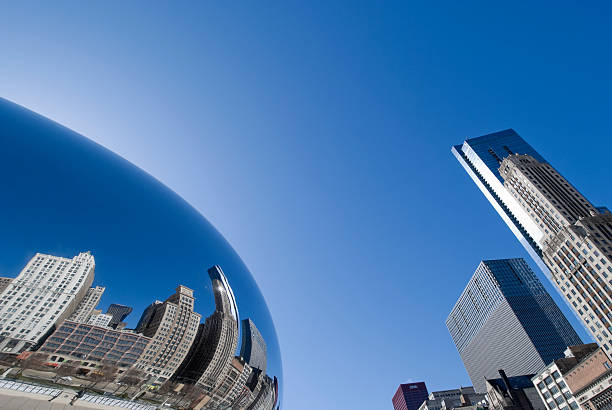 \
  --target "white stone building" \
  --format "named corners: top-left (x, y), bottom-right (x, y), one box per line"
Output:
top-left (68, 285), bottom-right (105, 323)
top-left (0, 252), bottom-right (95, 353)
